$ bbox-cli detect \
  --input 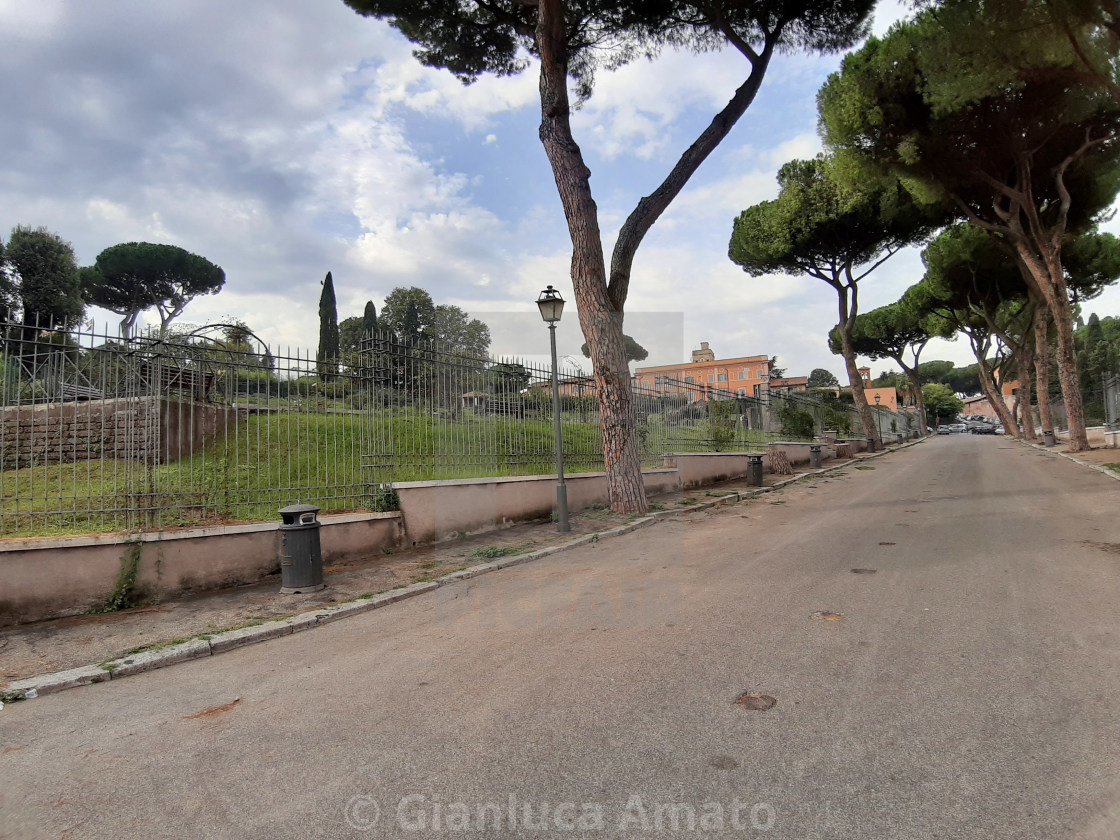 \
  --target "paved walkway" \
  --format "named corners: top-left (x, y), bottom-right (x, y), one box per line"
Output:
top-left (0, 457), bottom-right (845, 686)
top-left (5, 435), bottom-right (1120, 840)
